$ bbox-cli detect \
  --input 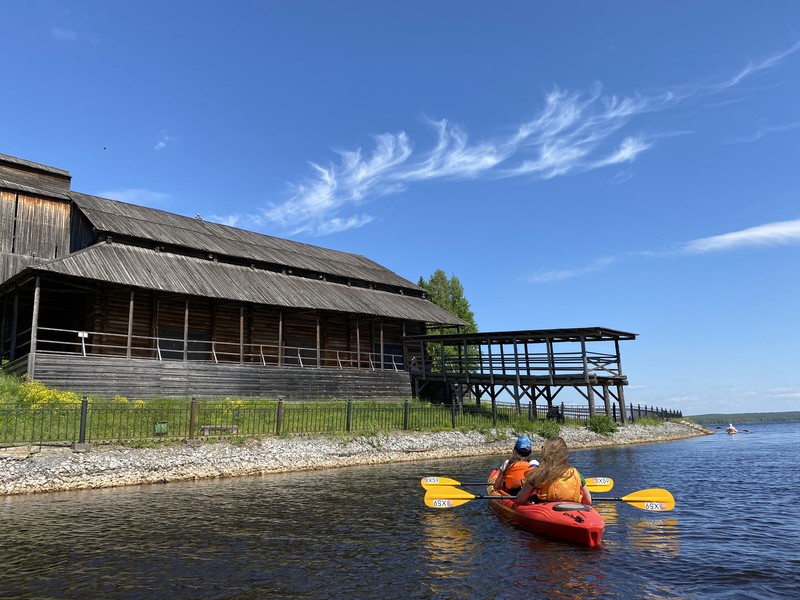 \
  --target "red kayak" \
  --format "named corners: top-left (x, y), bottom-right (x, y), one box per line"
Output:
top-left (487, 470), bottom-right (605, 548)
